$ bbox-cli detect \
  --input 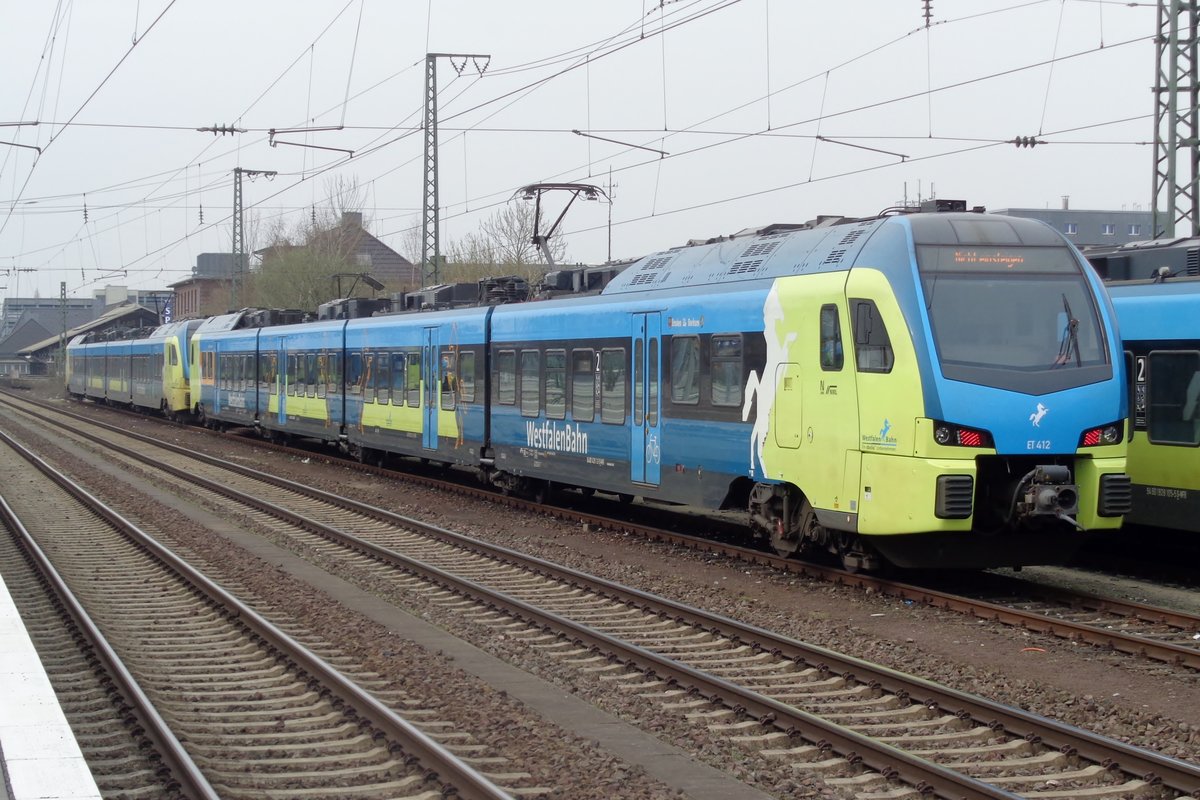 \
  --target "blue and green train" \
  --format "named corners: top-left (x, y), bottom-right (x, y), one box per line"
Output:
top-left (1106, 276), bottom-right (1200, 533)
top-left (69, 210), bottom-right (1132, 569)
